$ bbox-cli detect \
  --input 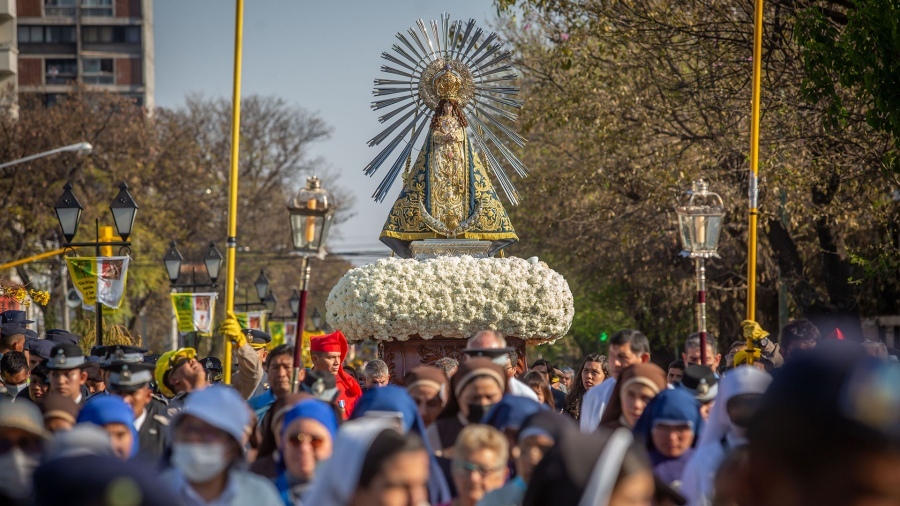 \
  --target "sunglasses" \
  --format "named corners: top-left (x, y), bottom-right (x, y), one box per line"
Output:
top-left (453, 460), bottom-right (505, 477)
top-left (286, 432), bottom-right (327, 450)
